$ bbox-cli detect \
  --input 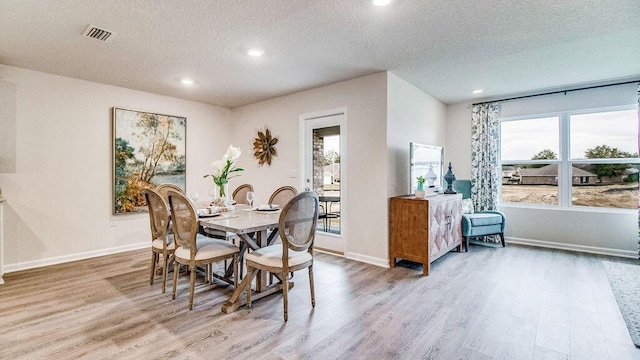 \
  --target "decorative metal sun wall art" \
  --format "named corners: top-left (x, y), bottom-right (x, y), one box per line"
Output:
top-left (252, 127), bottom-right (278, 166)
